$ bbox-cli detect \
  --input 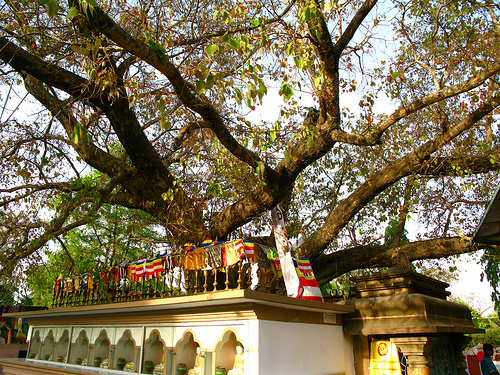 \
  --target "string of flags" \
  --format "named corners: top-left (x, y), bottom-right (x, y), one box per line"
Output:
top-left (53, 236), bottom-right (323, 302)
